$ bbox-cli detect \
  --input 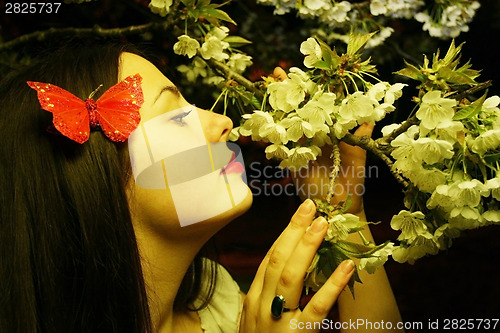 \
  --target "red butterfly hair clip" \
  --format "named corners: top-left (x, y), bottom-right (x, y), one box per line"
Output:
top-left (27, 73), bottom-right (144, 144)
